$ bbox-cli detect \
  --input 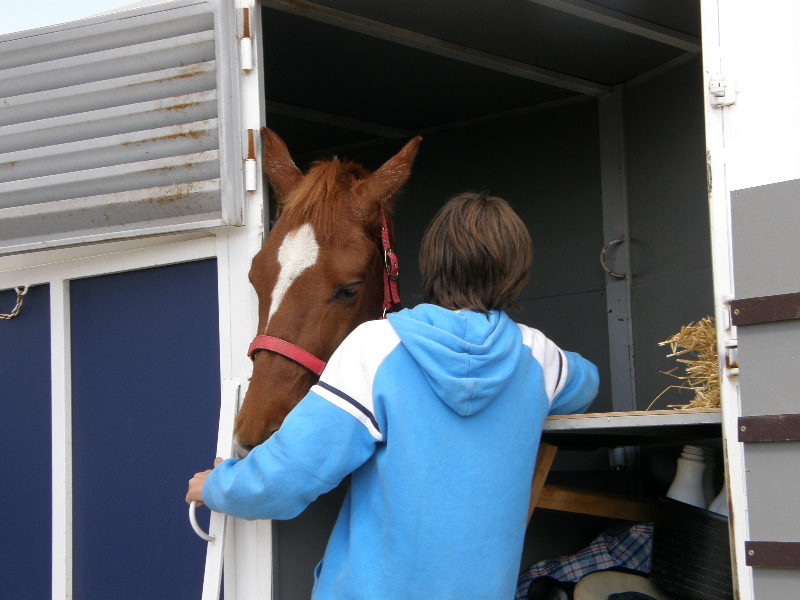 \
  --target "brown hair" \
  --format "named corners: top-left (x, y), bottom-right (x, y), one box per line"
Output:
top-left (419, 192), bottom-right (533, 312)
